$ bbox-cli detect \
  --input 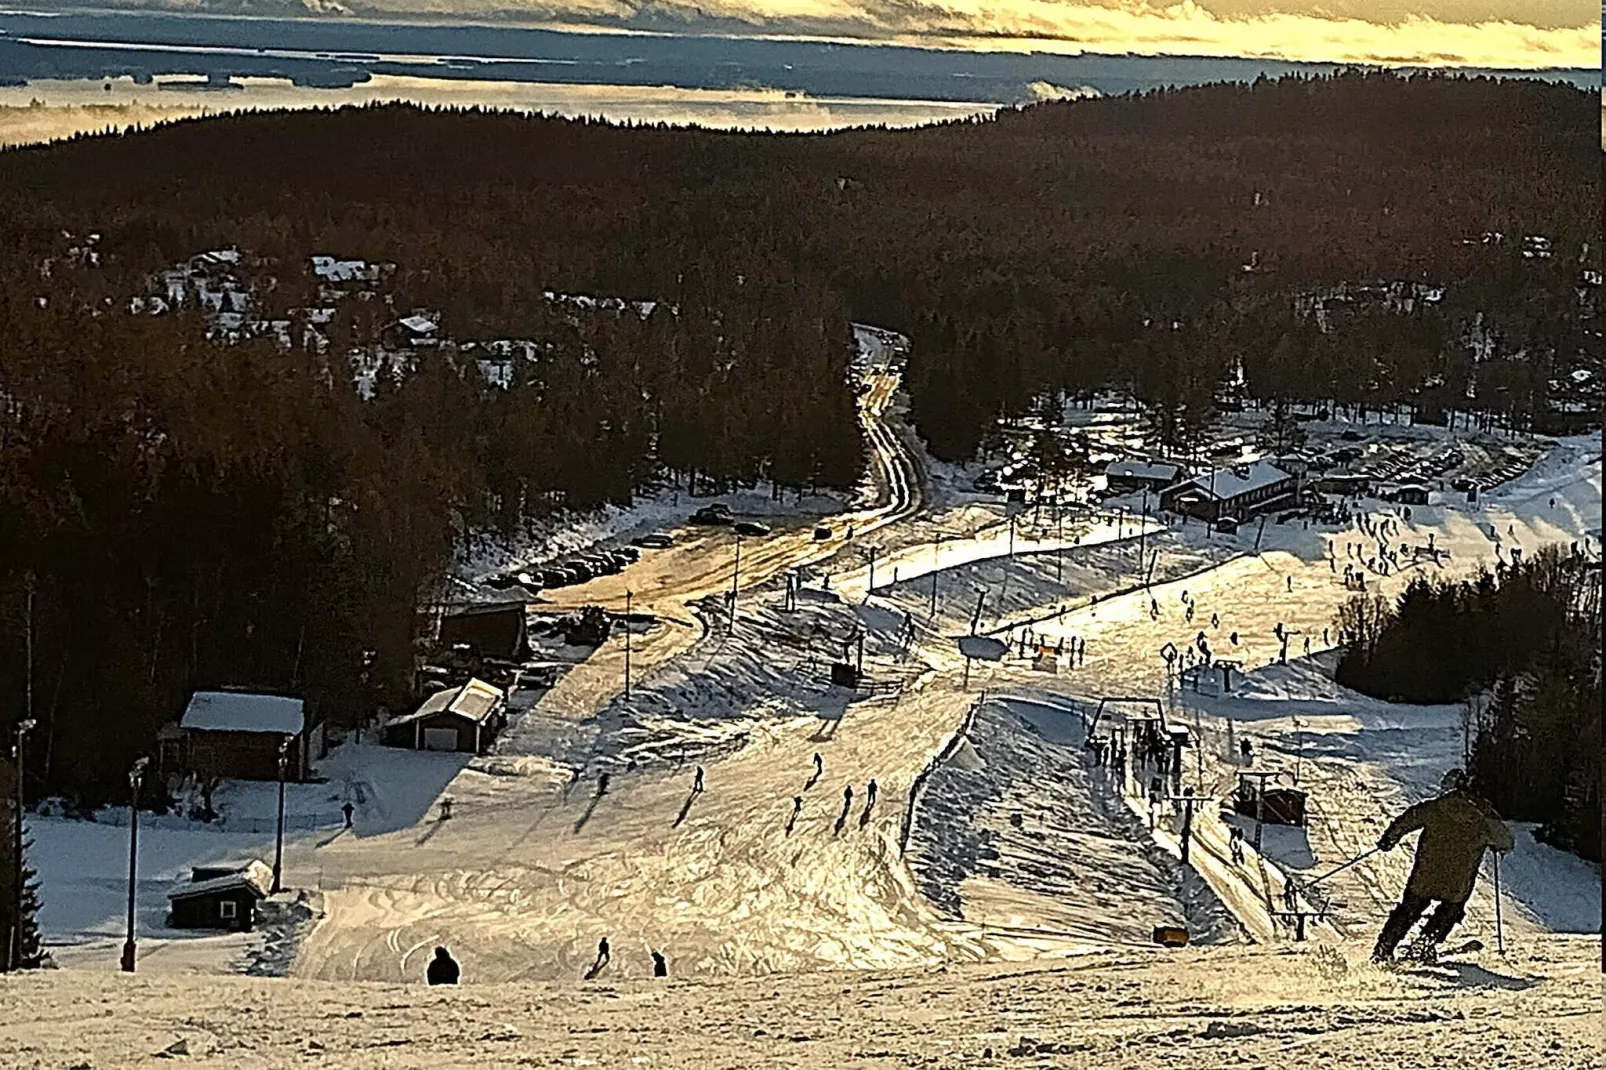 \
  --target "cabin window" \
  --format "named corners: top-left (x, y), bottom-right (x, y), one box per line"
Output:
top-left (218, 900), bottom-right (238, 920)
